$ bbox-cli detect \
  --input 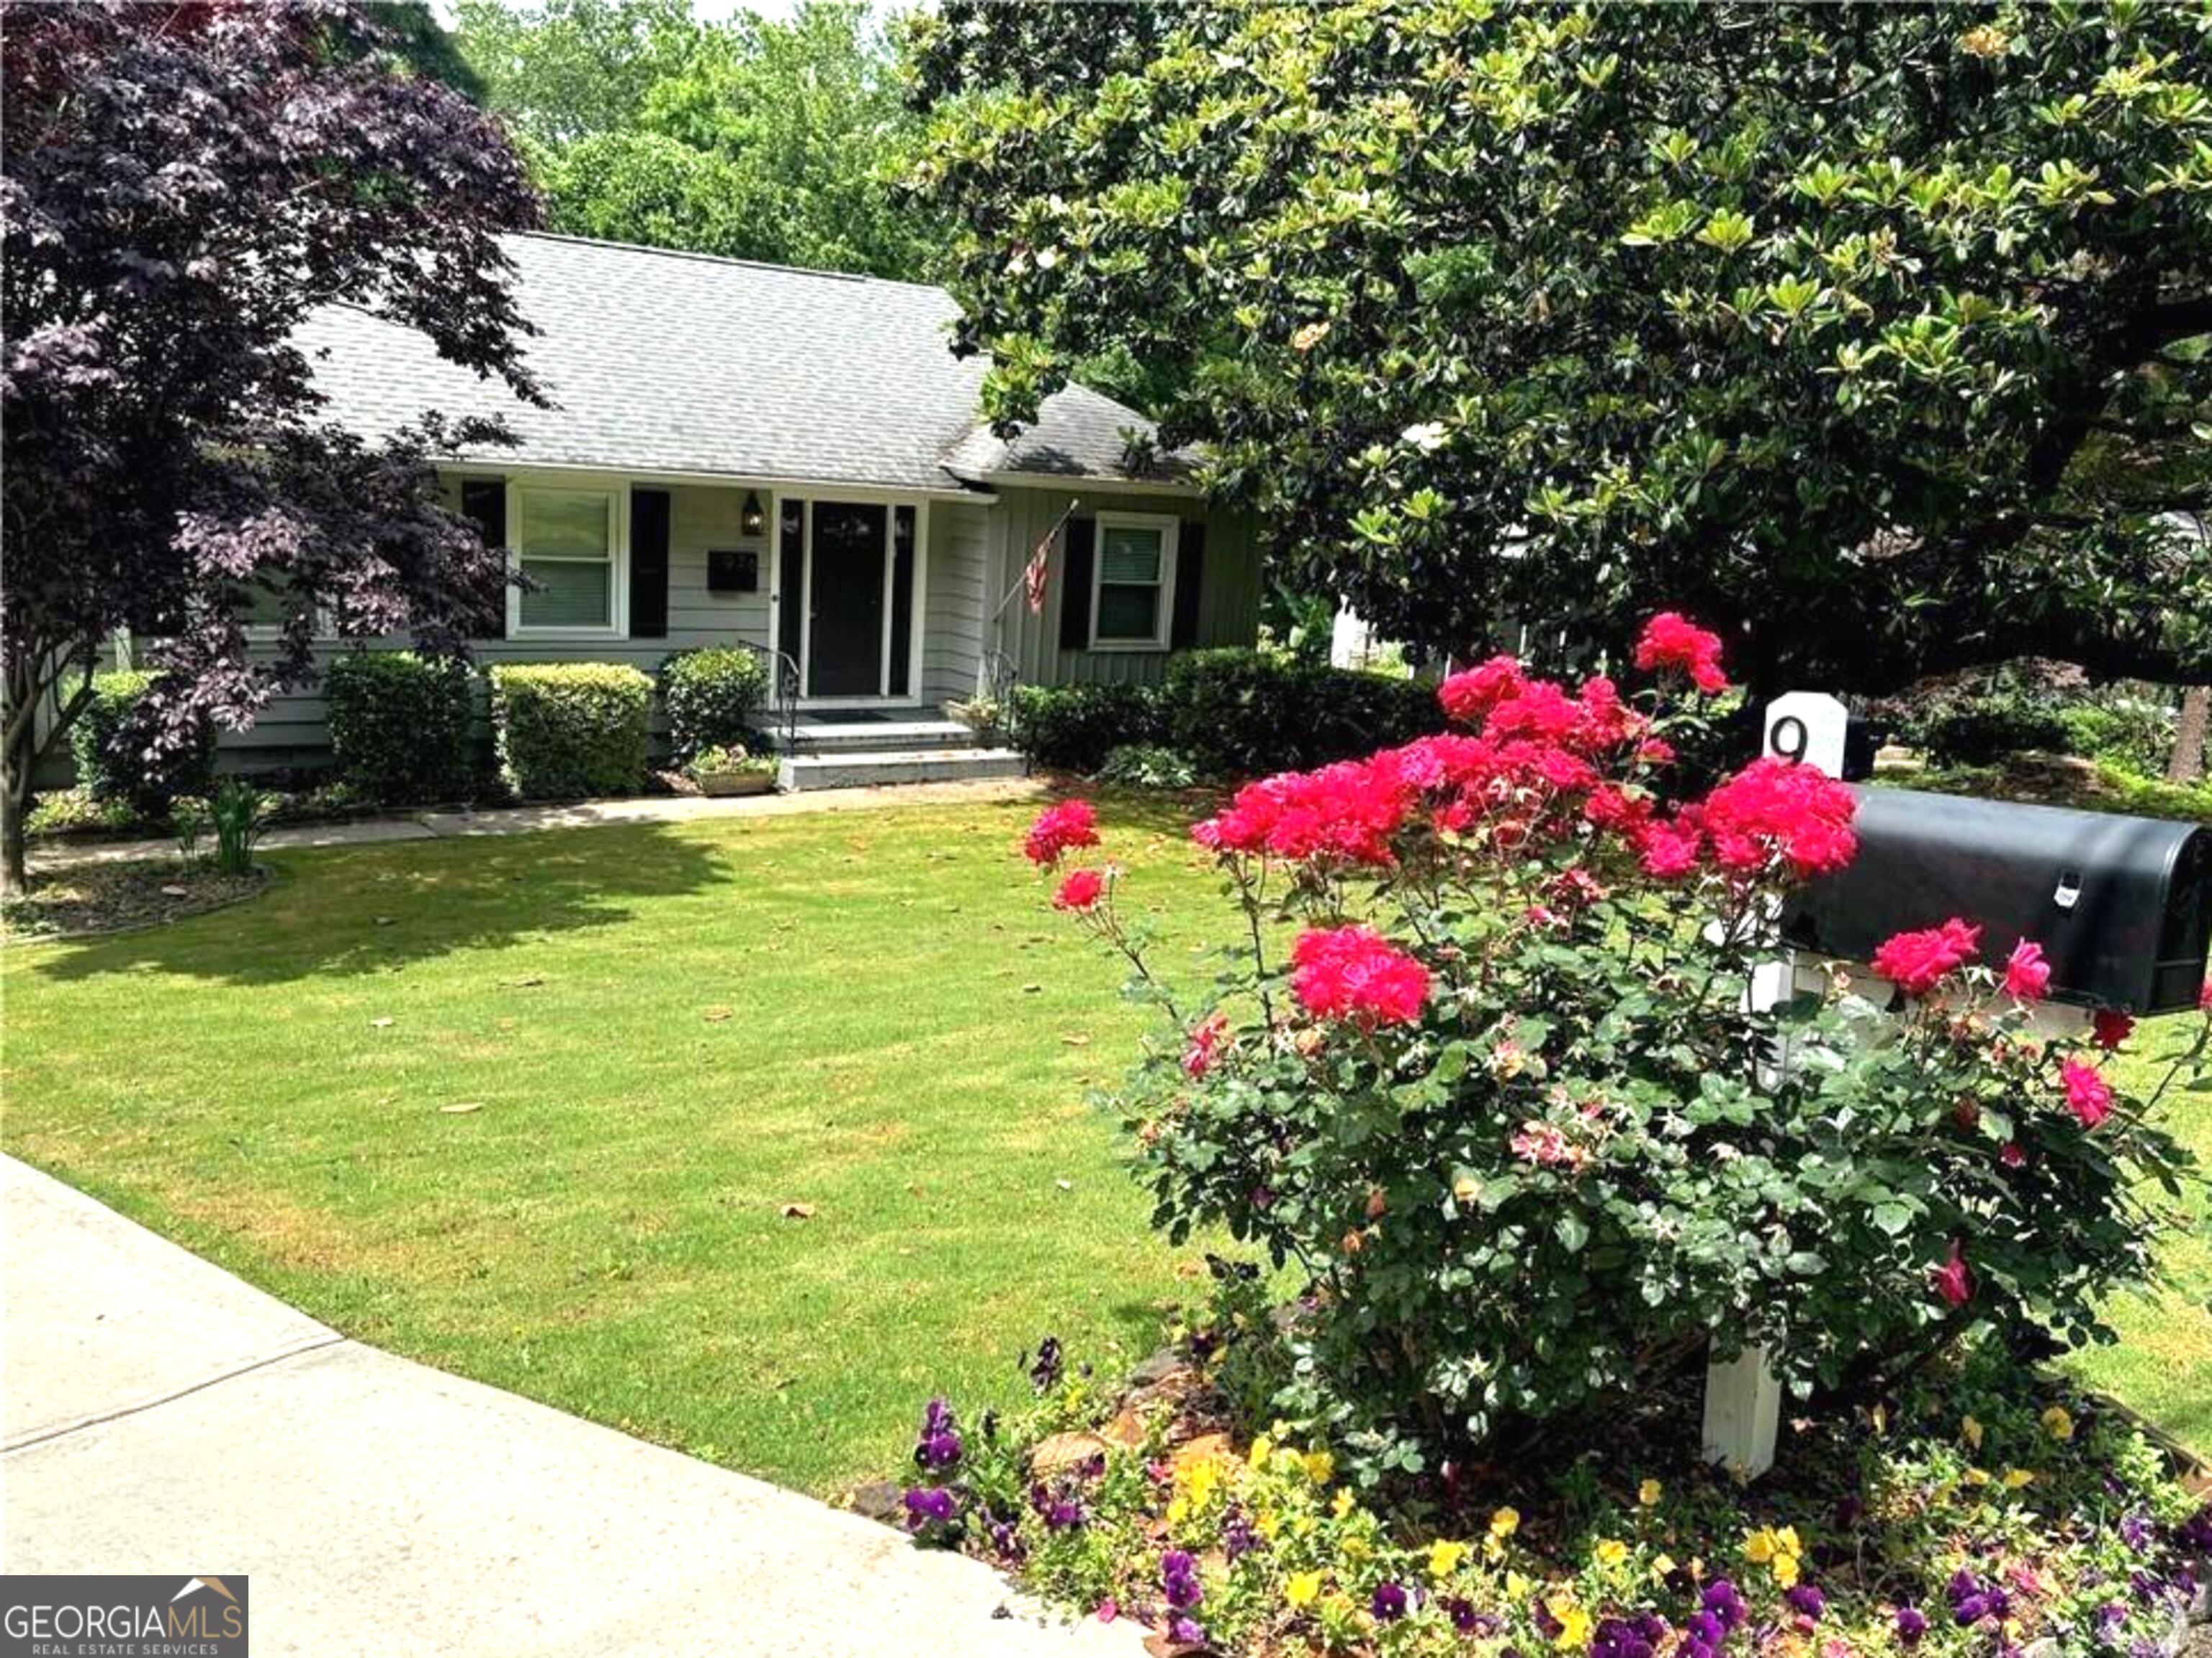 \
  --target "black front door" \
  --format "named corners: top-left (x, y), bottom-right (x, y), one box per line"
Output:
top-left (808, 502), bottom-right (886, 695)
